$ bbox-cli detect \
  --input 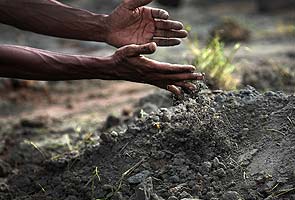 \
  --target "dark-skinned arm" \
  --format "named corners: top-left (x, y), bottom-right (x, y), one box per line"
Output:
top-left (0, 0), bottom-right (187, 47)
top-left (0, 43), bottom-right (204, 95)
top-left (0, 0), bottom-right (108, 42)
